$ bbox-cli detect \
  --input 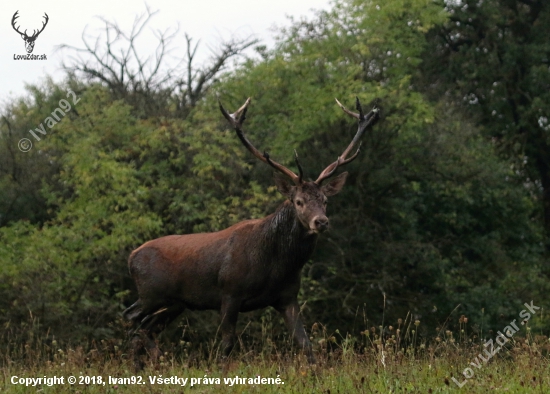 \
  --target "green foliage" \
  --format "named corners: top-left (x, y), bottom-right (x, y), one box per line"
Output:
top-left (0, 79), bottom-right (68, 226)
top-left (0, 0), bottom-right (547, 352)
top-left (0, 87), bottom-right (162, 339)
top-left (422, 0), bottom-right (550, 241)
